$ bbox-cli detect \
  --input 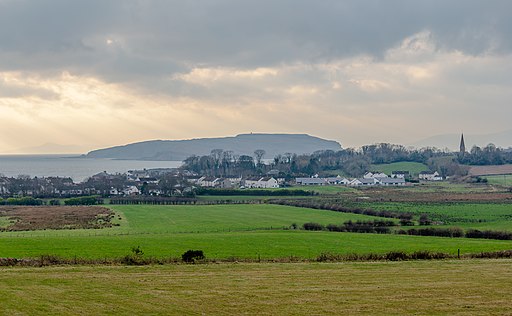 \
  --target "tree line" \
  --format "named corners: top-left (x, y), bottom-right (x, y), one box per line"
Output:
top-left (459, 144), bottom-right (512, 165)
top-left (182, 144), bottom-right (453, 177)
